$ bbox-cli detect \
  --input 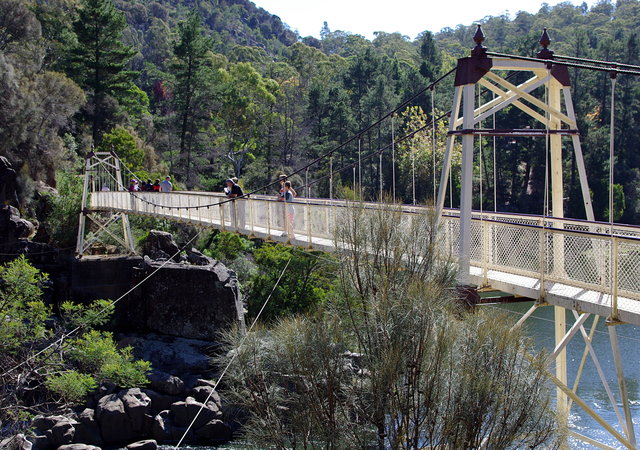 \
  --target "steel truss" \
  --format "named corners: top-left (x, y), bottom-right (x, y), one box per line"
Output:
top-left (76, 152), bottom-right (135, 256)
top-left (437, 27), bottom-right (637, 448)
